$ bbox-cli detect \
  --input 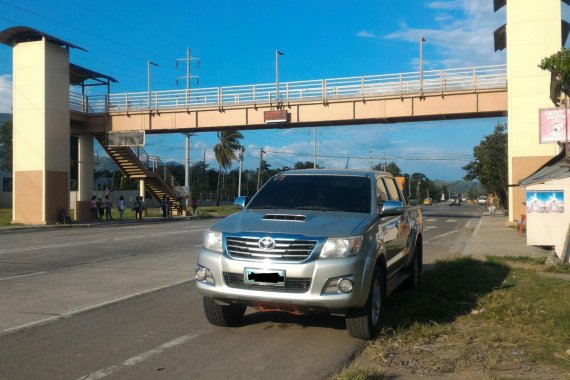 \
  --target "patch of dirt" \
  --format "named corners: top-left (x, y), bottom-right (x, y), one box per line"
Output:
top-left (349, 322), bottom-right (570, 380)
